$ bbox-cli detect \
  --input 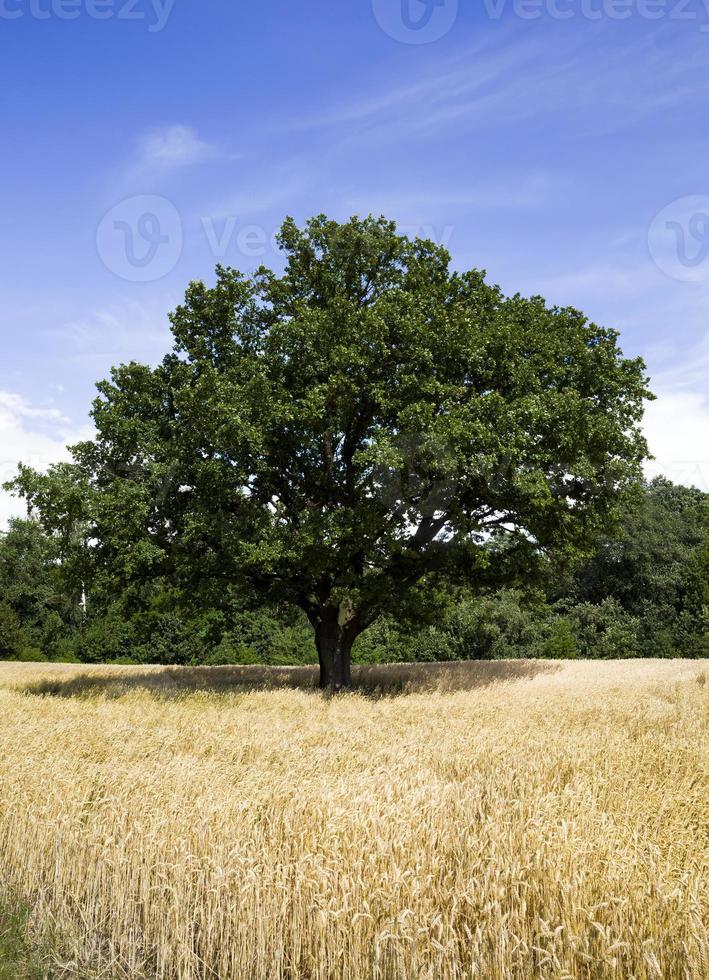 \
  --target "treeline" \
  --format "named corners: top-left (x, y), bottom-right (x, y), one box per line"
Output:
top-left (1, 476), bottom-right (706, 665)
